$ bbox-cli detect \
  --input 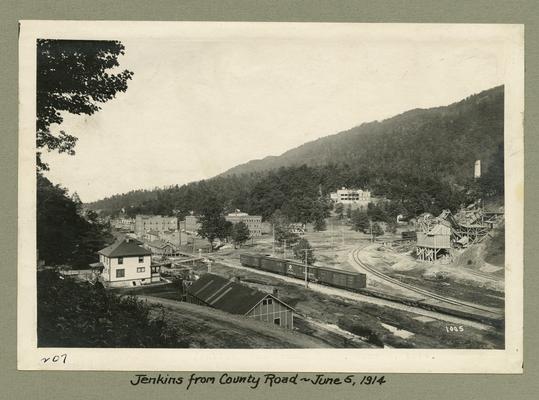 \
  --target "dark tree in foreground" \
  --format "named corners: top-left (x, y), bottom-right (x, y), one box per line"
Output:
top-left (37, 39), bottom-right (133, 170)
top-left (231, 221), bottom-right (250, 248)
top-left (293, 238), bottom-right (316, 265)
top-left (37, 270), bottom-right (186, 347)
top-left (37, 174), bottom-right (113, 267)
